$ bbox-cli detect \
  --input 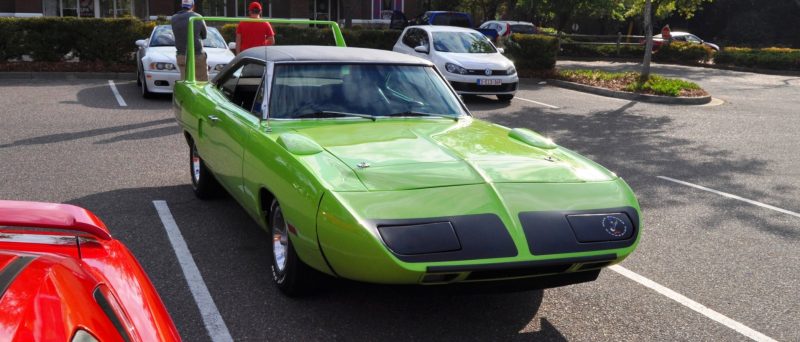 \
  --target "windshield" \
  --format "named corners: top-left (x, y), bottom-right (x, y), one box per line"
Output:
top-left (432, 32), bottom-right (497, 53)
top-left (511, 24), bottom-right (536, 34)
top-left (149, 26), bottom-right (227, 49)
top-left (269, 64), bottom-right (465, 119)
